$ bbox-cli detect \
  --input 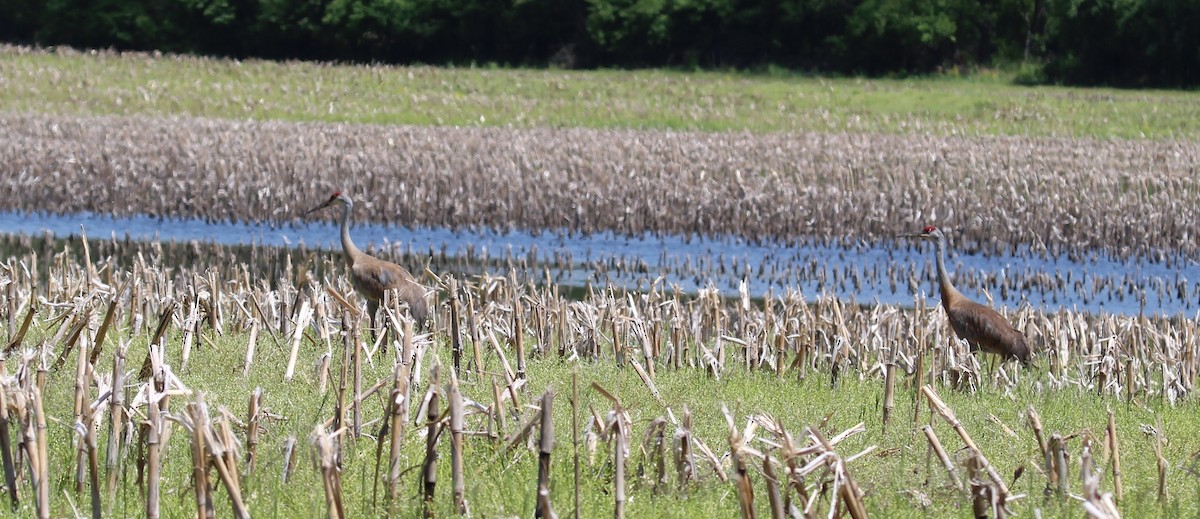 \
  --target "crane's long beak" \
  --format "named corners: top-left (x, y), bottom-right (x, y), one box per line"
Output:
top-left (898, 232), bottom-right (927, 239)
top-left (305, 199), bottom-right (334, 215)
